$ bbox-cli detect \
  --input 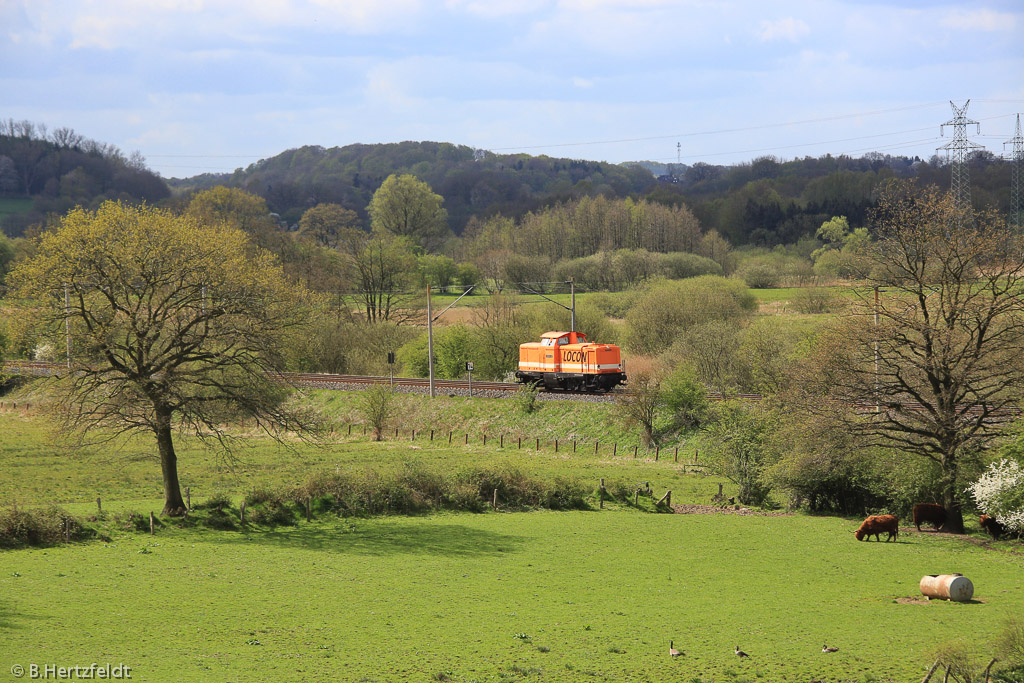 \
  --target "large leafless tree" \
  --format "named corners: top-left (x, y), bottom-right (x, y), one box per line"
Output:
top-left (793, 181), bottom-right (1024, 532)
